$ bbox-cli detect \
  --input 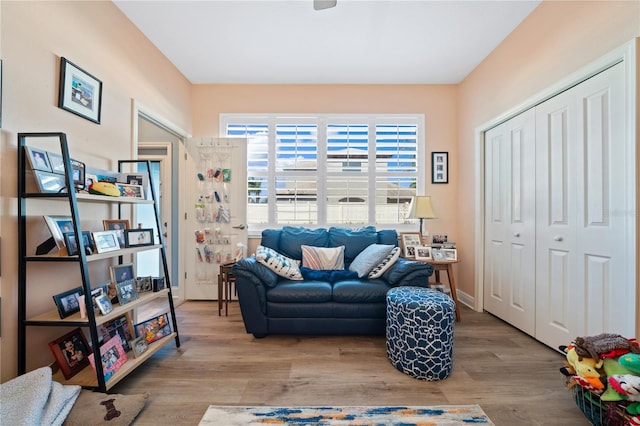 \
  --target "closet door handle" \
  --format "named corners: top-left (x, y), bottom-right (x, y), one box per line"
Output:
top-left (553, 236), bottom-right (563, 242)
top-left (513, 232), bottom-right (520, 237)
